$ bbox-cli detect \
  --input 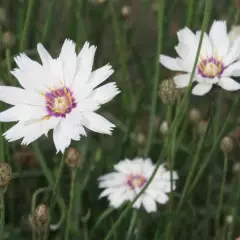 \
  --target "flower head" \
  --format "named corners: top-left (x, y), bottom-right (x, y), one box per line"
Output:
top-left (98, 158), bottom-right (178, 213)
top-left (160, 21), bottom-right (240, 95)
top-left (0, 40), bottom-right (120, 152)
